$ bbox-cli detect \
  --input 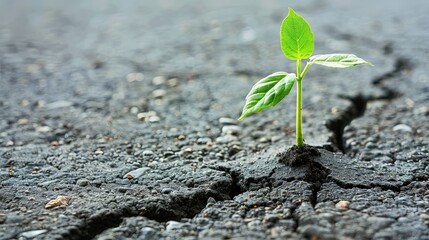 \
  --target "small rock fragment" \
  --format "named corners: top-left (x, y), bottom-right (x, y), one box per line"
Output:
top-left (126, 72), bottom-right (144, 82)
top-left (393, 124), bottom-right (412, 132)
top-left (183, 148), bottom-right (193, 153)
top-left (137, 111), bottom-right (157, 121)
top-left (152, 76), bottom-right (166, 85)
top-left (229, 145), bottom-right (242, 155)
top-left (139, 227), bottom-right (157, 239)
top-left (76, 179), bottom-right (89, 187)
top-left (161, 188), bottom-right (173, 194)
top-left (18, 118), bottom-right (29, 125)
top-left (177, 135), bottom-right (186, 140)
top-left (197, 137), bottom-right (212, 144)
top-left (219, 117), bottom-right (237, 126)
top-left (166, 221), bottom-right (182, 232)
top-left (163, 151), bottom-right (174, 157)
top-left (222, 125), bottom-right (242, 135)
top-left (94, 150), bottom-right (103, 154)
top-left (152, 89), bottom-right (166, 98)
top-left (124, 167), bottom-right (151, 179)
top-left (45, 196), bottom-right (69, 209)
top-left (216, 135), bottom-right (238, 143)
top-left (148, 116), bottom-right (160, 123)
top-left (0, 213), bottom-right (6, 224)
top-left (336, 200), bottom-right (350, 209)
top-left (19, 230), bottom-right (48, 238)
top-left (45, 100), bottom-right (73, 110)
top-left (143, 150), bottom-right (154, 156)
top-left (167, 78), bottom-right (178, 87)
top-left (36, 126), bottom-right (52, 133)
